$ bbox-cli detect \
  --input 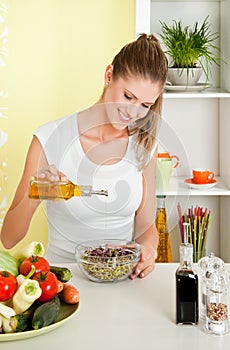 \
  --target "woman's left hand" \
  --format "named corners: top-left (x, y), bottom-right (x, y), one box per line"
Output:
top-left (129, 243), bottom-right (157, 279)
